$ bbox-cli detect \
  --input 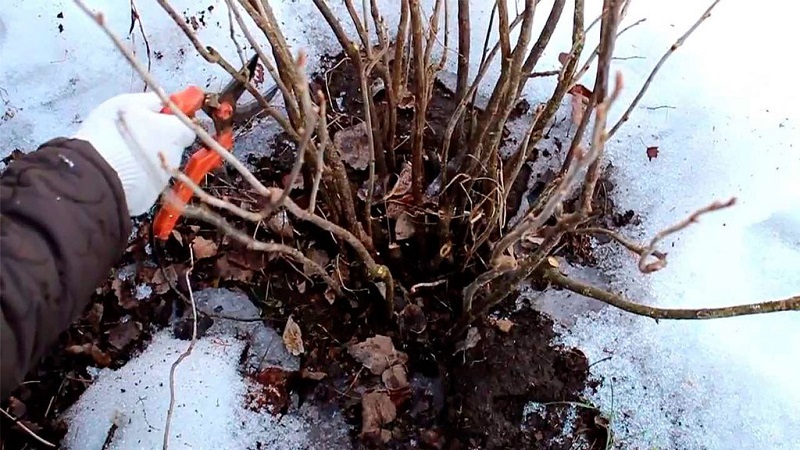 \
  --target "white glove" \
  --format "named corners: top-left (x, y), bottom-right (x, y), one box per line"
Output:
top-left (74, 92), bottom-right (196, 216)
